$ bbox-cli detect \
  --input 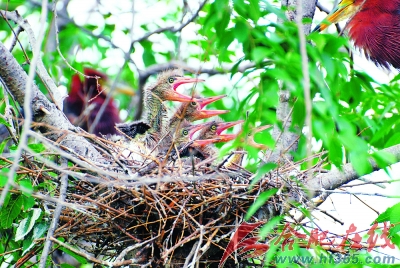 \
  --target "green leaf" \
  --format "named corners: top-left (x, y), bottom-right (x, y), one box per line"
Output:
top-left (0, 173), bottom-right (8, 187)
top-left (0, 117), bottom-right (11, 127)
top-left (250, 163), bottom-right (277, 186)
top-left (27, 143), bottom-right (46, 153)
top-left (375, 203), bottom-right (400, 224)
top-left (390, 223), bottom-right (400, 237)
top-left (85, 25), bottom-right (97, 31)
top-left (233, 0), bottom-right (247, 18)
top-left (9, 144), bottom-right (17, 151)
top-left (349, 151), bottom-right (372, 175)
top-left (391, 233), bottom-right (400, 247)
top-left (251, 47), bottom-right (270, 64)
top-left (22, 236), bottom-right (34, 255)
top-left (245, 188), bottom-right (278, 220)
top-left (233, 19), bottom-right (249, 43)
top-left (0, 139), bottom-right (10, 155)
top-left (61, 264), bottom-right (77, 268)
top-left (1, 195), bottom-right (23, 228)
top-left (259, 215), bottom-right (283, 239)
top-left (15, 208), bottom-right (42, 241)
top-left (58, 246), bottom-right (88, 265)
top-left (384, 131), bottom-right (400, 147)
top-left (18, 179), bottom-right (33, 196)
top-left (249, 0), bottom-right (260, 22)
top-left (141, 41), bottom-right (156, 67)
top-left (33, 223), bottom-right (48, 239)
top-left (23, 196), bottom-right (35, 210)
top-left (371, 151), bottom-right (397, 168)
